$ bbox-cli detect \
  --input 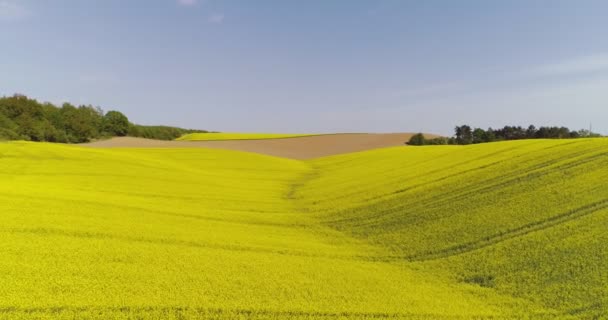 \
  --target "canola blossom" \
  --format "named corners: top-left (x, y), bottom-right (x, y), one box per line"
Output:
top-left (0, 139), bottom-right (606, 319)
